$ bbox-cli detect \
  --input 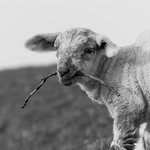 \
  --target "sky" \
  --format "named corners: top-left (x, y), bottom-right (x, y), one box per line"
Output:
top-left (1, 0), bottom-right (150, 71)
